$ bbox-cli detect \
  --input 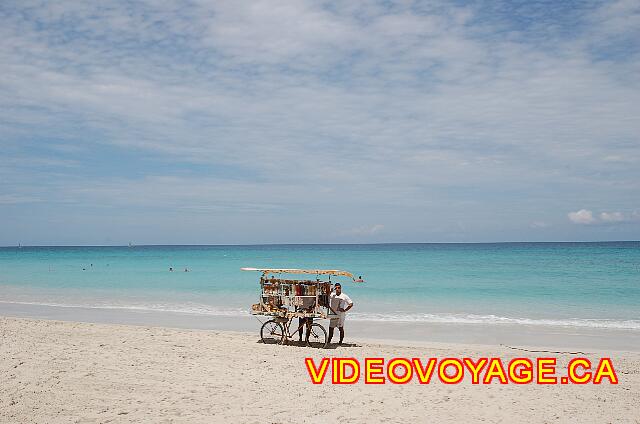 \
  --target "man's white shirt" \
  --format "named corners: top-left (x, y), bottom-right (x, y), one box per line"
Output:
top-left (330, 291), bottom-right (353, 313)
